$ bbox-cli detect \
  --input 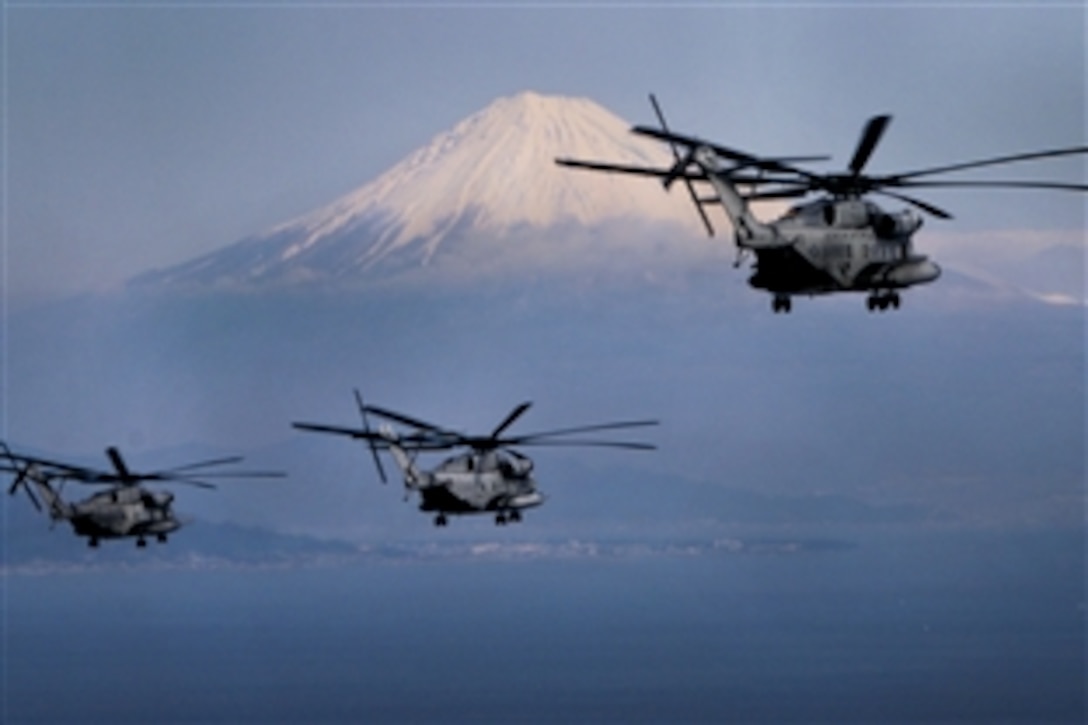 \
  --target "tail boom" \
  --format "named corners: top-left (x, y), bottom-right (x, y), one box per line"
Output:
top-left (691, 147), bottom-right (783, 249)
